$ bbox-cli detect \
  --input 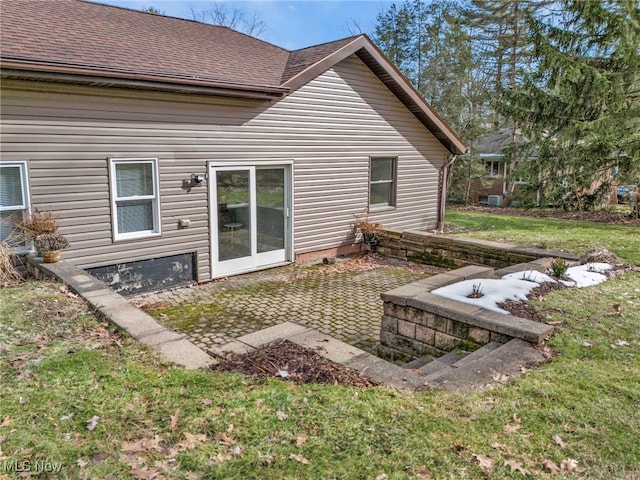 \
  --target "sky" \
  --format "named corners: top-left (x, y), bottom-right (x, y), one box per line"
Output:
top-left (97, 0), bottom-right (394, 50)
